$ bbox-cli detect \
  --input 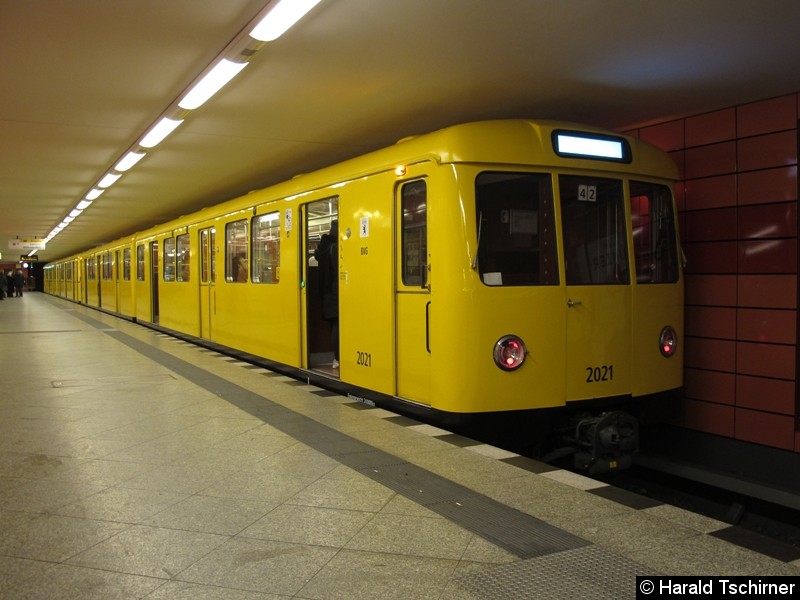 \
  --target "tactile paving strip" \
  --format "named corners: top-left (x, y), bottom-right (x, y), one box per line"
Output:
top-left (454, 545), bottom-right (658, 600)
